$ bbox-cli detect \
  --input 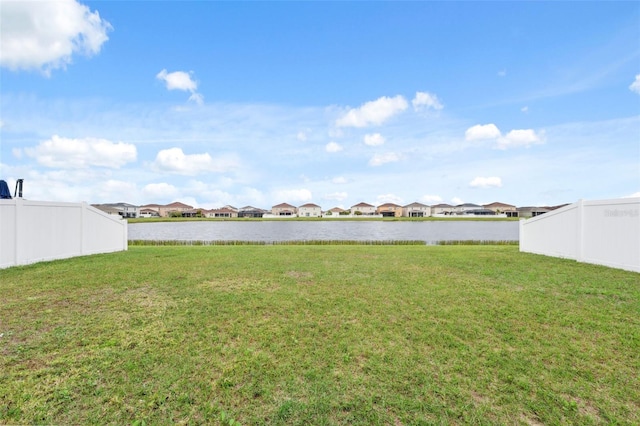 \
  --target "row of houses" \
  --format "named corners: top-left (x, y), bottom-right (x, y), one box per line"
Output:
top-left (93, 201), bottom-right (561, 219)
